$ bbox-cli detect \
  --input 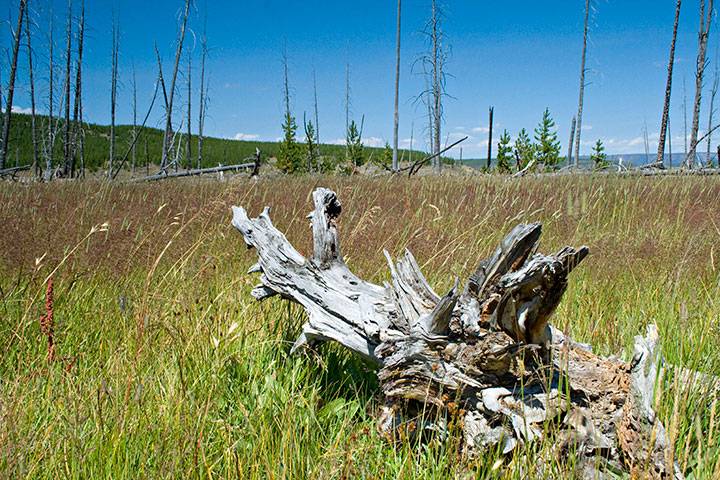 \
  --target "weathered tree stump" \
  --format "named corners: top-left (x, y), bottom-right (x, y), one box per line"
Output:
top-left (231, 187), bottom-right (683, 479)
